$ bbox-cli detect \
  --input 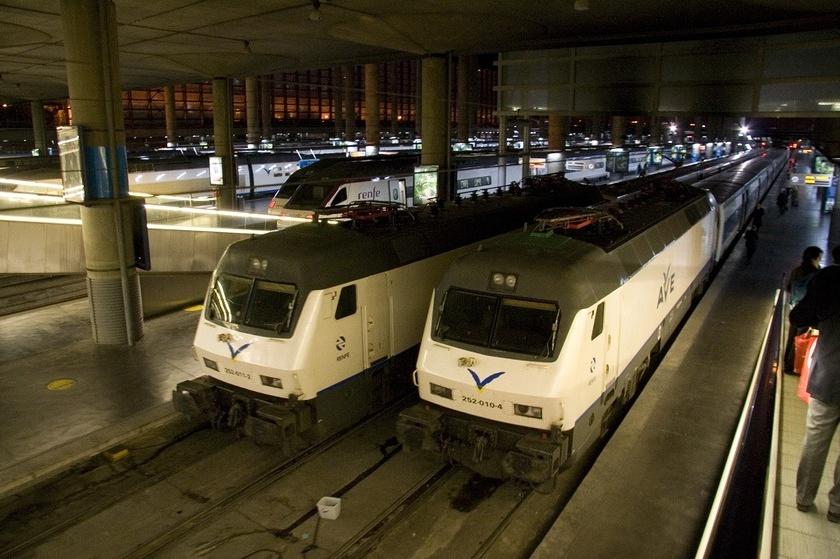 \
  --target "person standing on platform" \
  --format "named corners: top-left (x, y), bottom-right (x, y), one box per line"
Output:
top-left (784, 246), bottom-right (823, 374)
top-left (777, 188), bottom-right (789, 215)
top-left (752, 203), bottom-right (765, 229)
top-left (744, 225), bottom-right (759, 263)
top-left (791, 245), bottom-right (840, 523)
